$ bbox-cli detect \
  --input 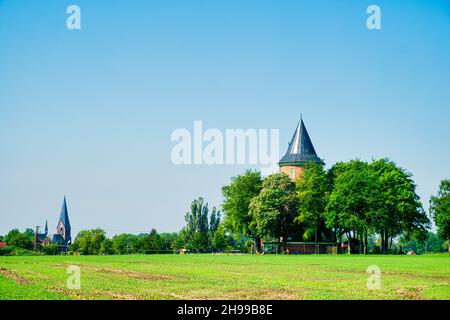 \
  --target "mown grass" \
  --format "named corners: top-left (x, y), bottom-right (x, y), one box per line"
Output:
top-left (0, 254), bottom-right (449, 300)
